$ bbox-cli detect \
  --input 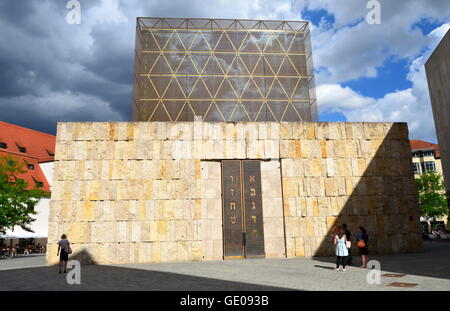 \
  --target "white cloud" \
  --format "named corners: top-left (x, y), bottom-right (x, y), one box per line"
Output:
top-left (317, 23), bottom-right (450, 142)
